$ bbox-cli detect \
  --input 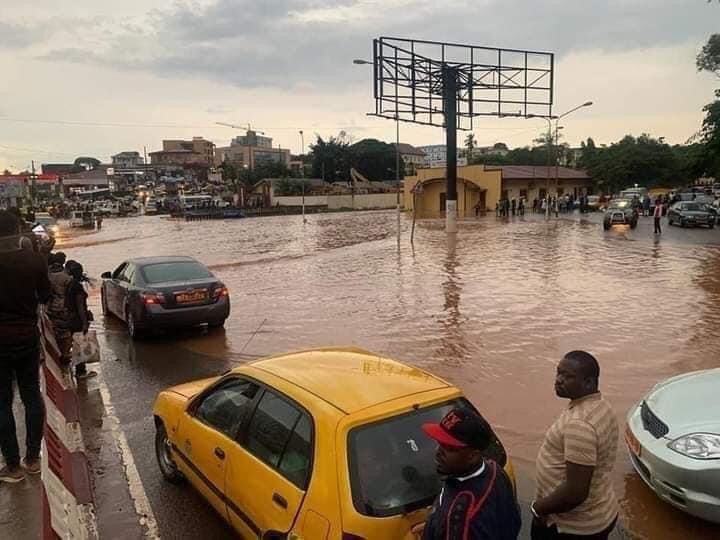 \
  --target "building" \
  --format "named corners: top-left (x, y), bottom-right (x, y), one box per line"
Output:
top-left (404, 164), bottom-right (592, 218)
top-left (112, 151), bottom-right (145, 169)
top-left (0, 173), bottom-right (61, 207)
top-left (468, 144), bottom-right (510, 159)
top-left (150, 137), bottom-right (215, 167)
top-left (393, 143), bottom-right (426, 176)
top-left (418, 145), bottom-right (467, 168)
top-left (41, 163), bottom-right (84, 175)
top-left (492, 165), bottom-right (592, 202)
top-left (215, 130), bottom-right (291, 170)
